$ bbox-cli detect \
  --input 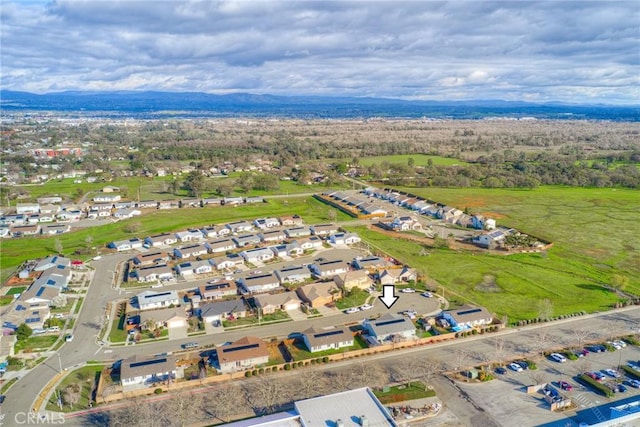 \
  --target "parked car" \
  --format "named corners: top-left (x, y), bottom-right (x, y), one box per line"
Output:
top-left (64, 334), bottom-right (74, 342)
top-left (182, 342), bottom-right (199, 349)
top-left (615, 384), bottom-right (628, 393)
top-left (495, 366), bottom-right (507, 375)
top-left (587, 345), bottom-right (606, 353)
top-left (207, 278), bottom-right (221, 284)
top-left (0, 395), bottom-right (5, 404)
top-left (421, 291), bottom-right (433, 298)
top-left (607, 341), bottom-right (623, 350)
top-left (516, 360), bottom-right (530, 370)
top-left (614, 340), bottom-right (627, 348)
top-left (550, 353), bottom-right (567, 363)
top-left (359, 304), bottom-right (374, 311)
top-left (508, 362), bottom-right (523, 372)
top-left (624, 379), bottom-right (640, 388)
top-left (345, 307), bottom-right (359, 314)
top-left (603, 368), bottom-right (621, 378)
top-left (559, 381), bottom-right (573, 391)
top-left (585, 371), bottom-right (605, 381)
top-left (574, 348), bottom-right (589, 357)
top-left (400, 288), bottom-right (415, 293)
